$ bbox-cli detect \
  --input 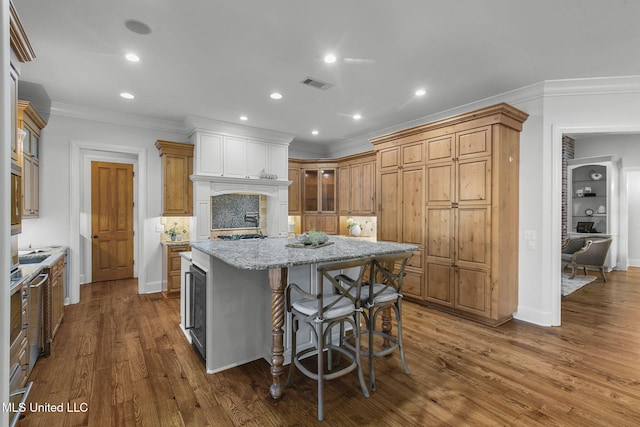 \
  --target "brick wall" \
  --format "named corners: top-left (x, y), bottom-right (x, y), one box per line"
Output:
top-left (562, 136), bottom-right (575, 242)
